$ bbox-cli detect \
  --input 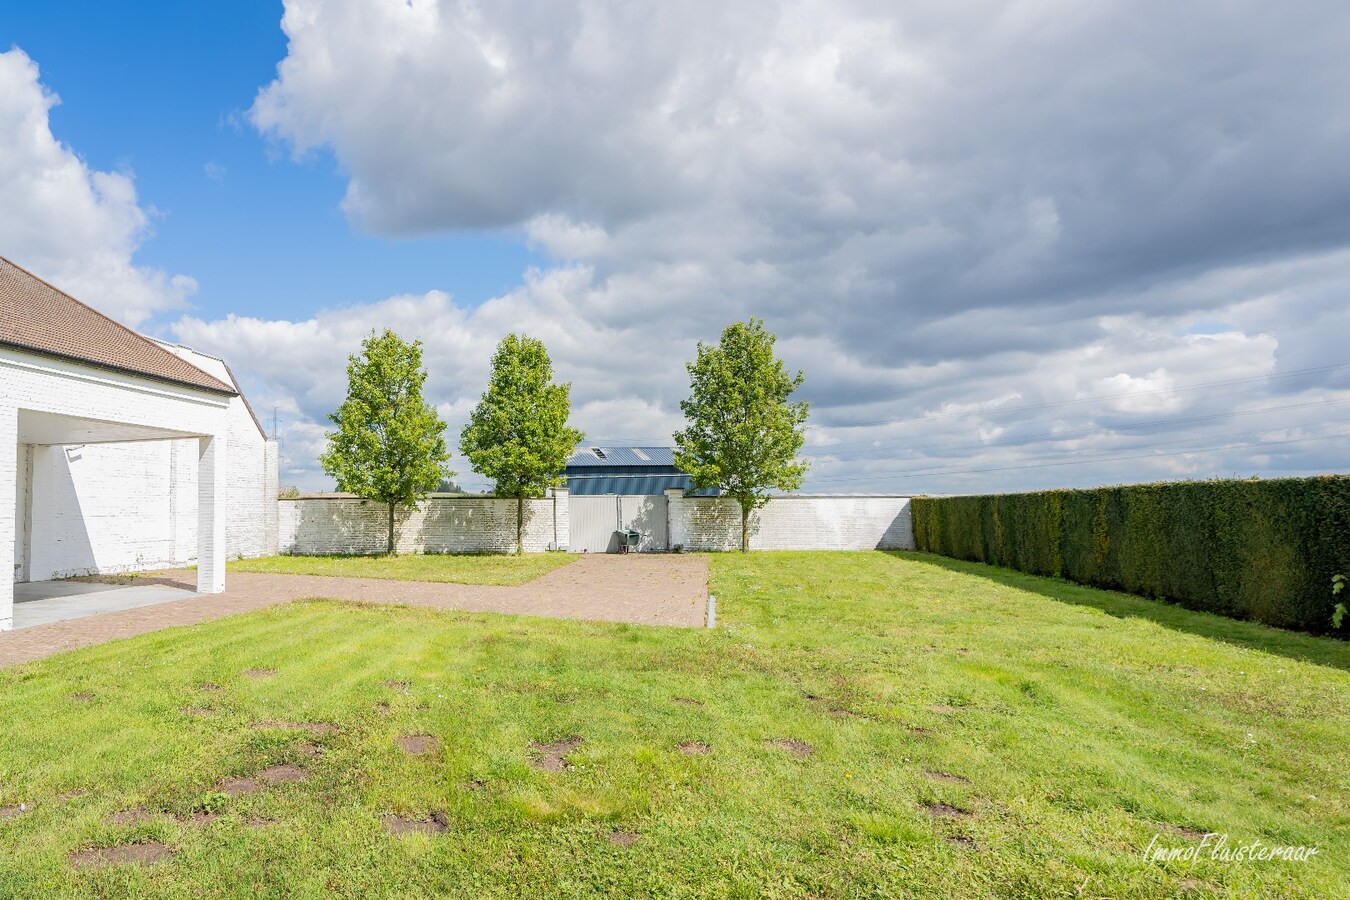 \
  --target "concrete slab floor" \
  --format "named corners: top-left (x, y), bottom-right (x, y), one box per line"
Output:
top-left (12, 581), bottom-right (199, 630)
